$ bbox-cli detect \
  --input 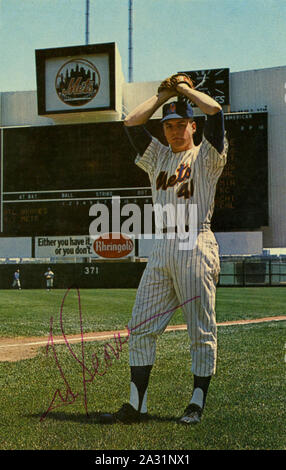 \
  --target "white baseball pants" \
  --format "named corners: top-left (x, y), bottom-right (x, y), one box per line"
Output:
top-left (128, 231), bottom-right (220, 377)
